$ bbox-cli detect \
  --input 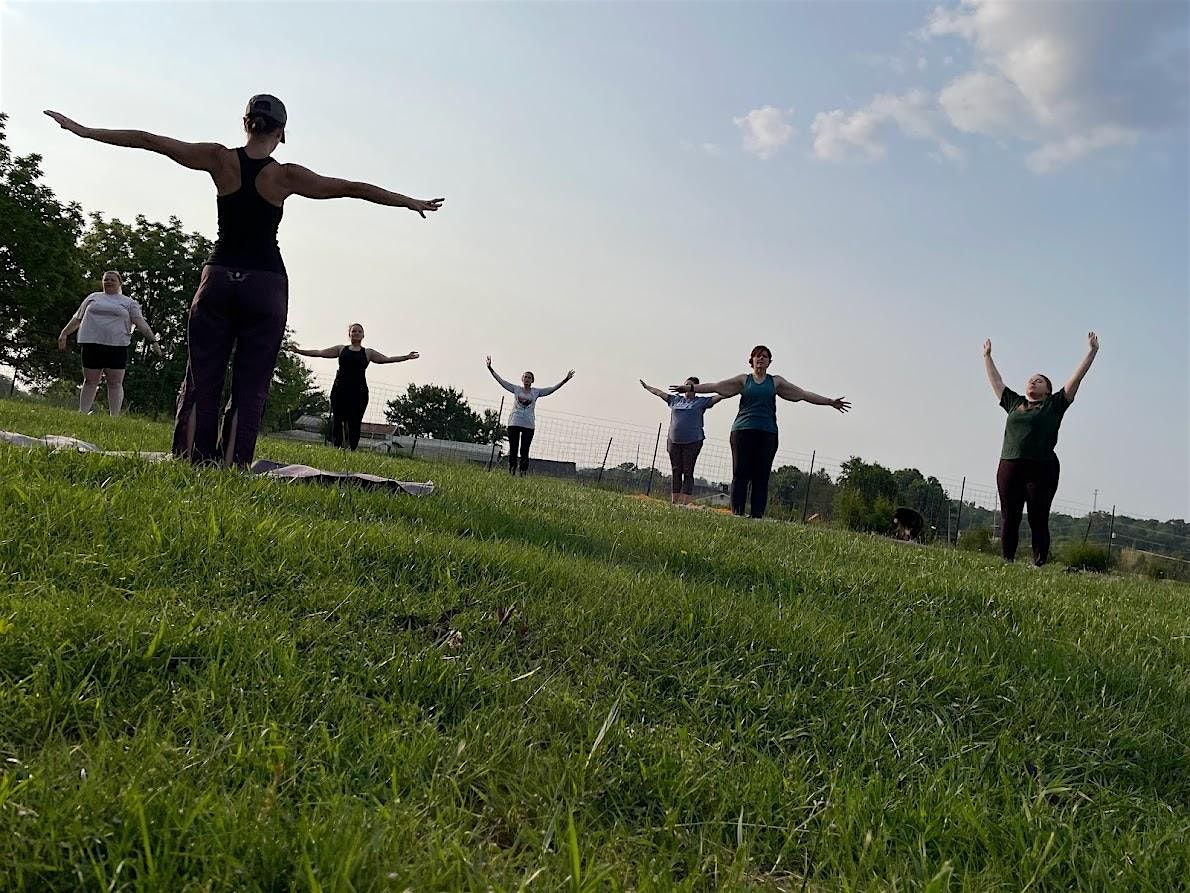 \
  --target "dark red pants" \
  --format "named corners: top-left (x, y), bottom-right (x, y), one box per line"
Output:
top-left (996, 455), bottom-right (1060, 565)
top-left (172, 264), bottom-right (288, 467)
